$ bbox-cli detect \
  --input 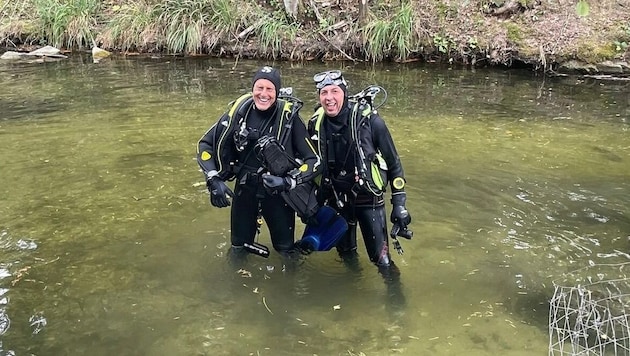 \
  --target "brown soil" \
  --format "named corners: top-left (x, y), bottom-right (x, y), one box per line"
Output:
top-left (2, 0), bottom-right (629, 72)
top-left (194, 0), bottom-right (630, 73)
